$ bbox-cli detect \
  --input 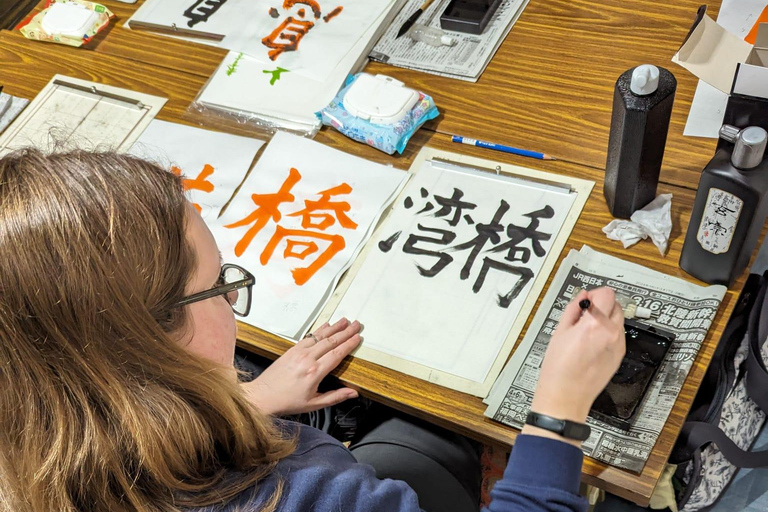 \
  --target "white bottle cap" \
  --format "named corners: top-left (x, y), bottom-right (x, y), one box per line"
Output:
top-left (441, 35), bottom-right (456, 46)
top-left (630, 65), bottom-right (660, 96)
top-left (634, 306), bottom-right (653, 319)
